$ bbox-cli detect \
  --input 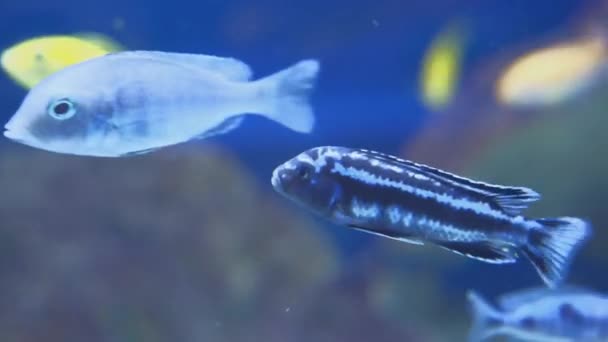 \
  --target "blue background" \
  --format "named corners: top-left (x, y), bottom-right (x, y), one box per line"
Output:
top-left (0, 1), bottom-right (605, 341)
